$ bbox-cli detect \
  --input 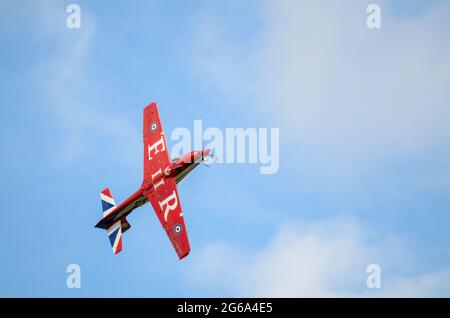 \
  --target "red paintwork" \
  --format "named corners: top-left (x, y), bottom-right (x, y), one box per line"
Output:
top-left (115, 238), bottom-right (123, 254)
top-left (101, 188), bottom-right (113, 198)
top-left (95, 102), bottom-right (210, 260)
